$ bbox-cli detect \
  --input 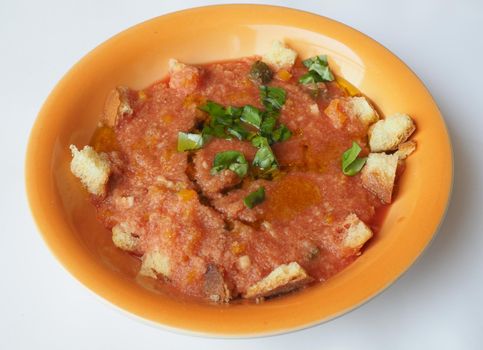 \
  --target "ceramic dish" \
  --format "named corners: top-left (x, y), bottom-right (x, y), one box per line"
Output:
top-left (25, 5), bottom-right (452, 336)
